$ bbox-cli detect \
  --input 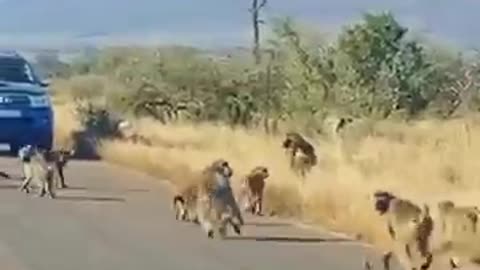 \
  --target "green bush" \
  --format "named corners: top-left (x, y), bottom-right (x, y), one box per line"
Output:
top-left (48, 12), bottom-right (480, 134)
